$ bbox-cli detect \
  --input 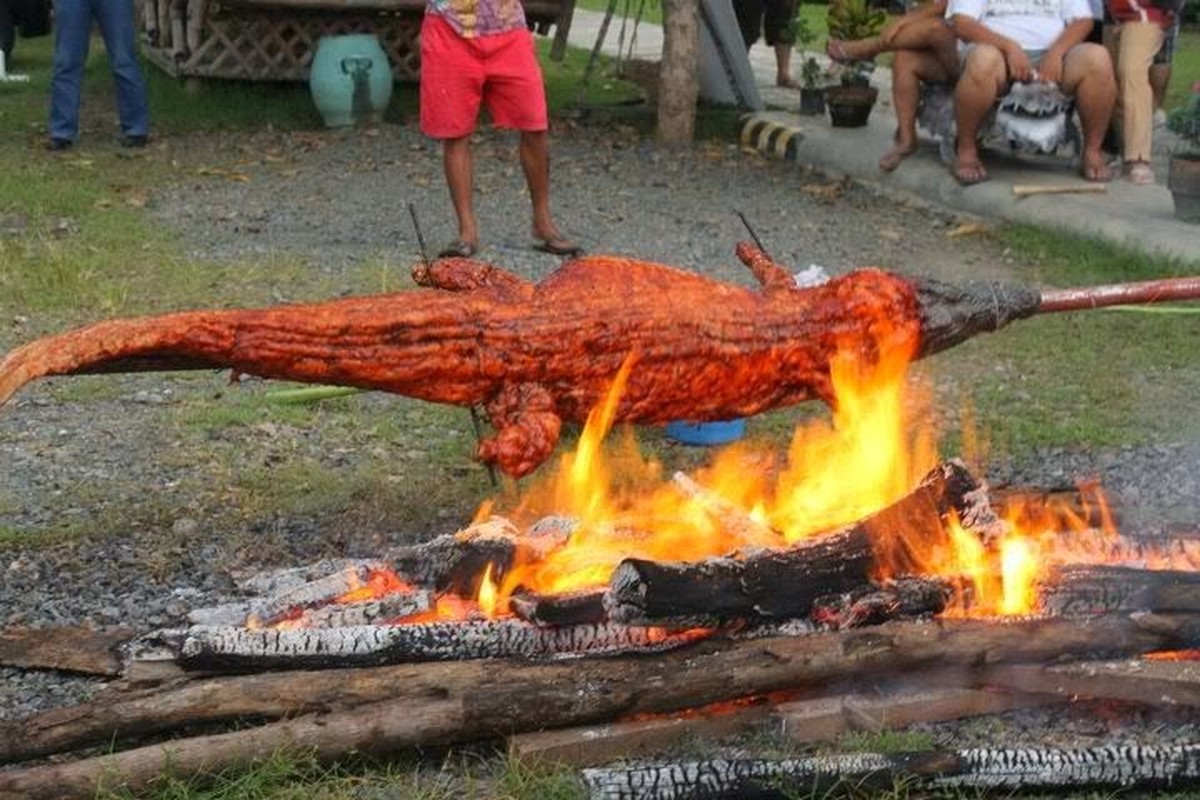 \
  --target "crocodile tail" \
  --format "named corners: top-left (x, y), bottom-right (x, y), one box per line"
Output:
top-left (0, 312), bottom-right (232, 408)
